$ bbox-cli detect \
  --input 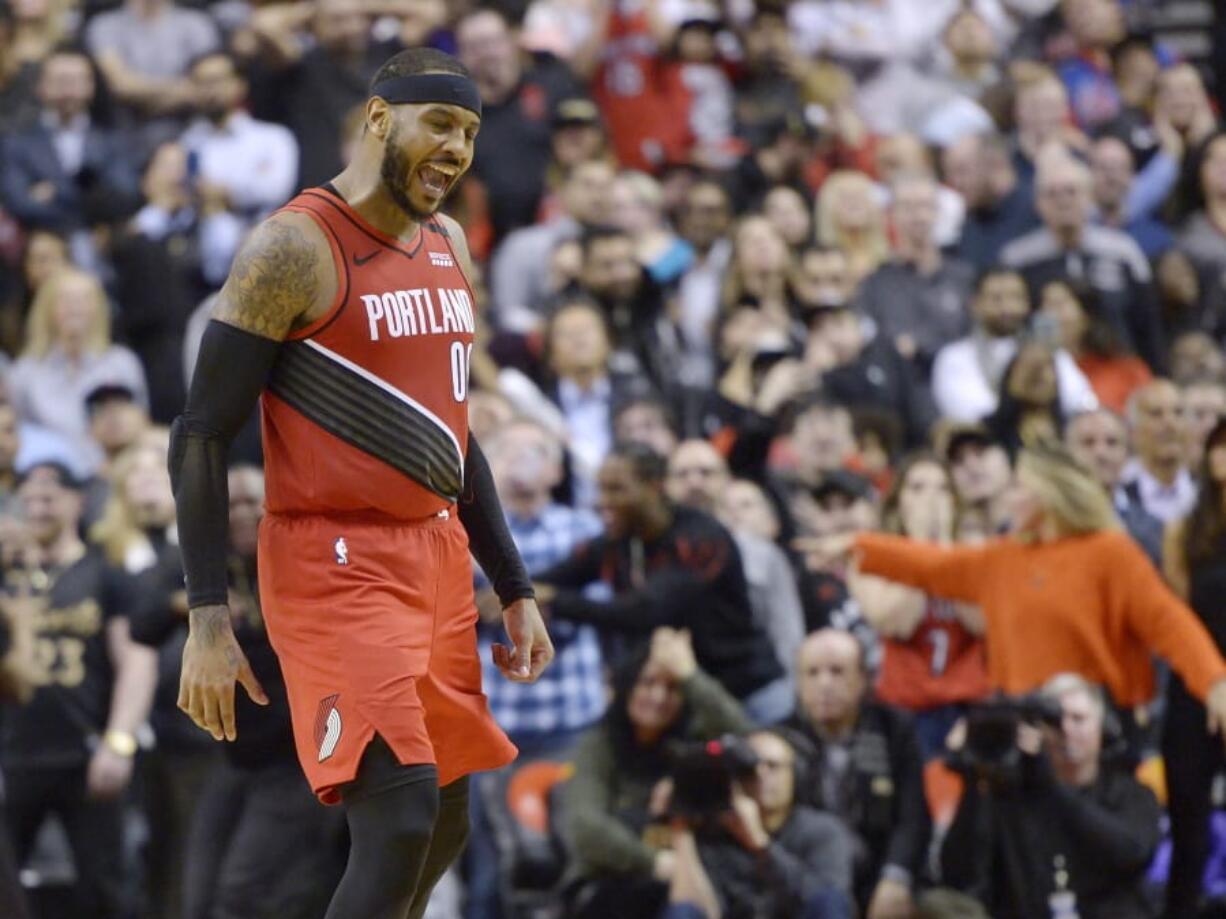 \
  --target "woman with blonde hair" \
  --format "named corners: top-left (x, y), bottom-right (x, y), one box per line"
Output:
top-left (809, 442), bottom-right (1226, 741)
top-left (9, 268), bottom-right (148, 471)
top-left (814, 170), bottom-right (889, 285)
top-left (90, 434), bottom-right (175, 574)
top-left (719, 215), bottom-right (794, 326)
